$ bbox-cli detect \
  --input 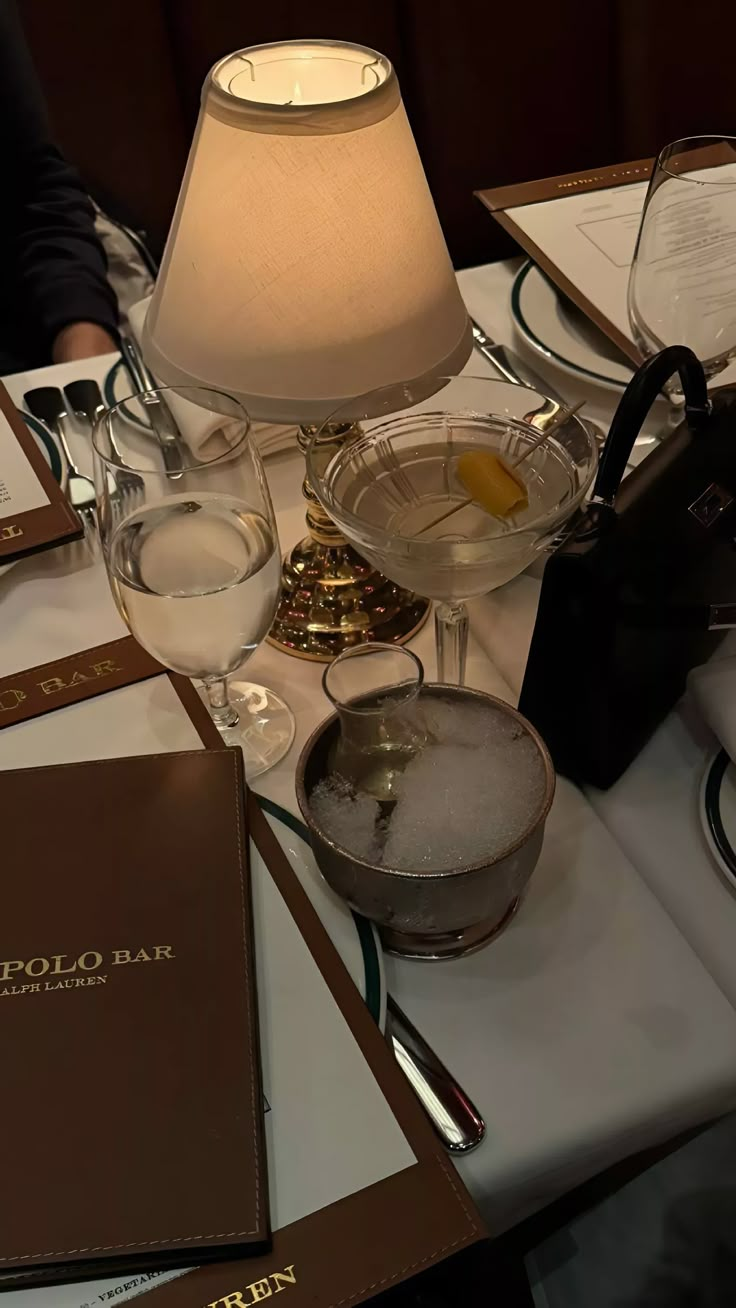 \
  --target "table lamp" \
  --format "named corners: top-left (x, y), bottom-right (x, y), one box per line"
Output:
top-left (143, 39), bottom-right (472, 658)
